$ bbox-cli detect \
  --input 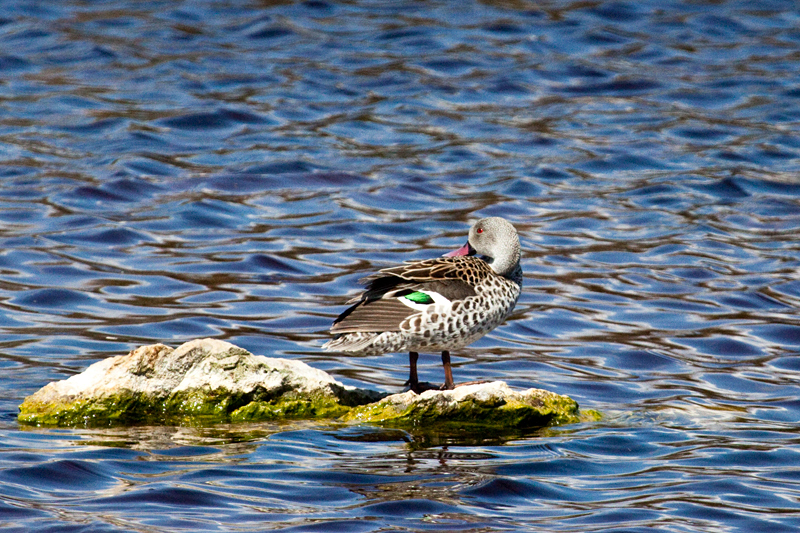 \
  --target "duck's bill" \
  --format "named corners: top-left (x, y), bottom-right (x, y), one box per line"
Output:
top-left (444, 242), bottom-right (475, 257)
